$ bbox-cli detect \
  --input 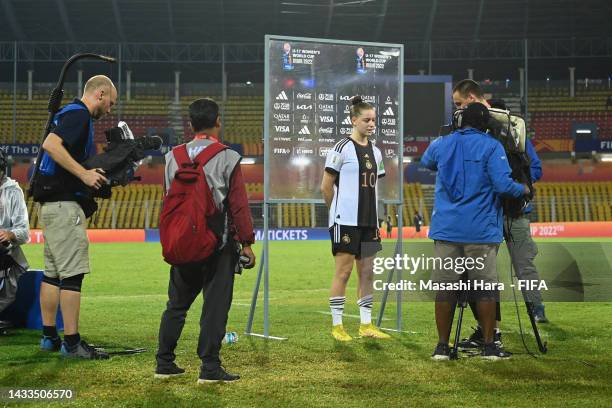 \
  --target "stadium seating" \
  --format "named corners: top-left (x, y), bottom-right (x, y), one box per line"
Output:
top-left (0, 91), bottom-right (265, 152)
top-left (526, 88), bottom-right (611, 140)
top-left (25, 184), bottom-right (164, 229)
top-left (533, 182), bottom-right (612, 222)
